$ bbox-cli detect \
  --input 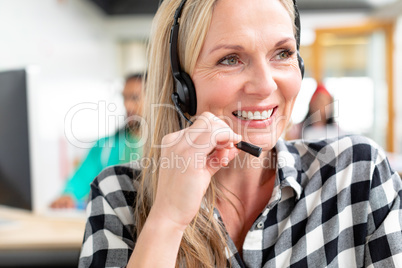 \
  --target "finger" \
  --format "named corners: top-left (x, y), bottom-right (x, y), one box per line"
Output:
top-left (161, 129), bottom-right (186, 152)
top-left (186, 112), bottom-right (242, 154)
top-left (206, 145), bottom-right (239, 175)
top-left (208, 147), bottom-right (229, 166)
